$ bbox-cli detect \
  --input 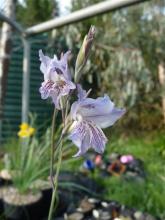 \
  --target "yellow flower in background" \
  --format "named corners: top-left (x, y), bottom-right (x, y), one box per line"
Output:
top-left (19, 123), bottom-right (29, 130)
top-left (18, 123), bottom-right (35, 138)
